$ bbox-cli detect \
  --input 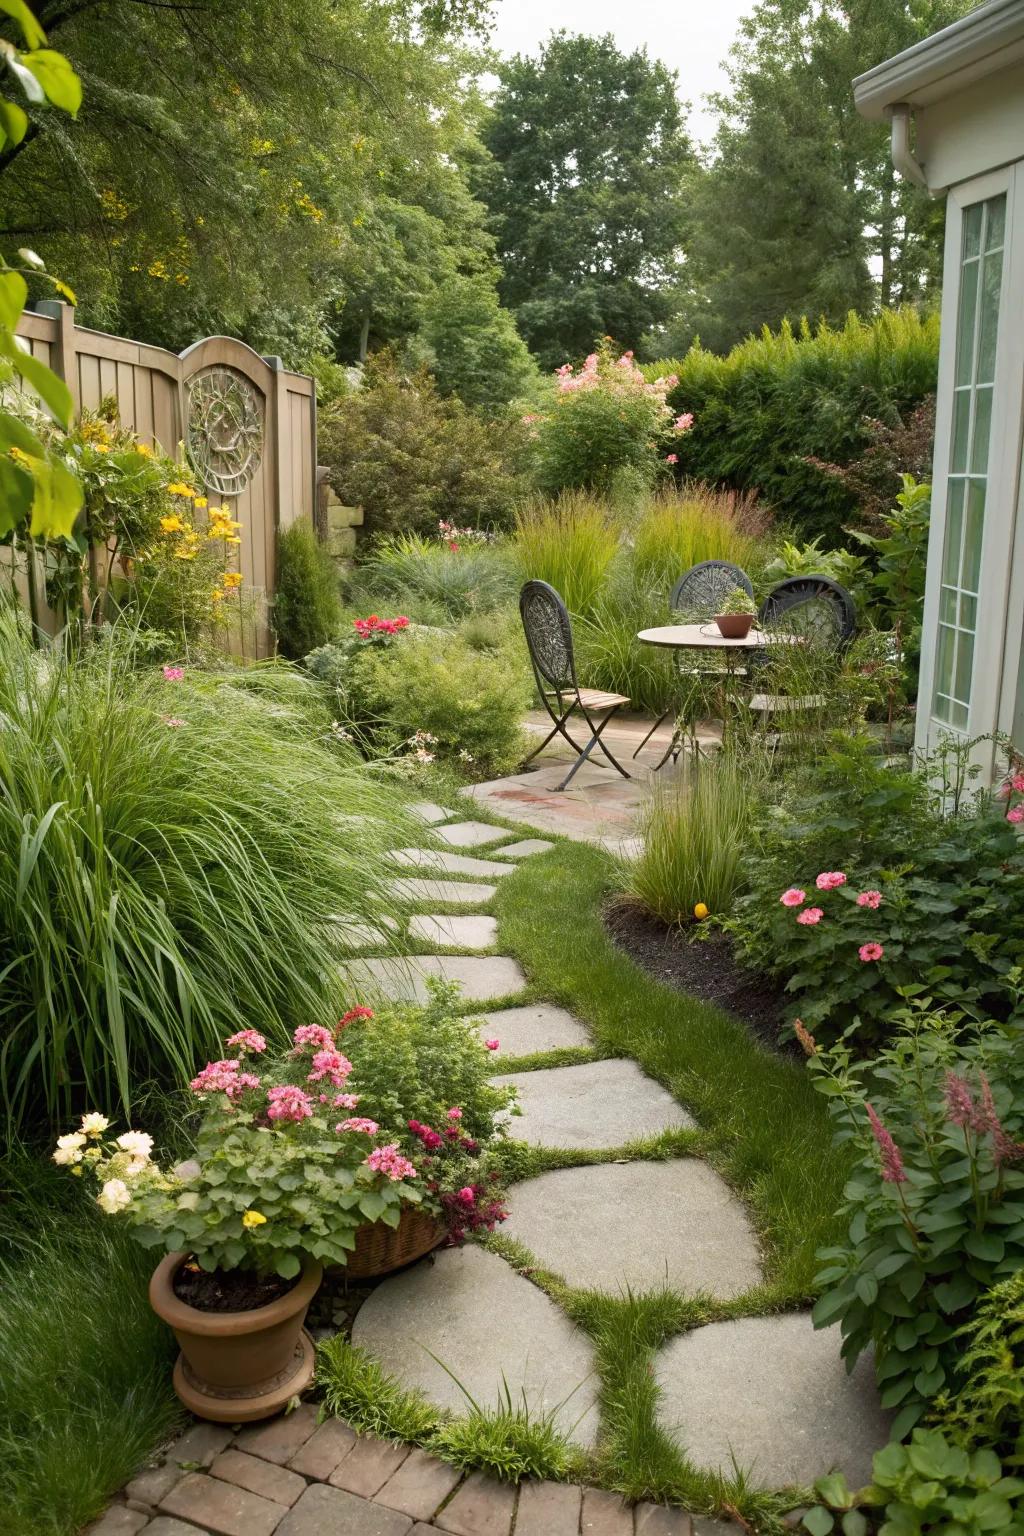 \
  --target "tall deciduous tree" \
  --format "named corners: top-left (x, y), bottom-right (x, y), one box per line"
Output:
top-left (479, 32), bottom-right (694, 370)
top-left (657, 0), bottom-right (974, 357)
